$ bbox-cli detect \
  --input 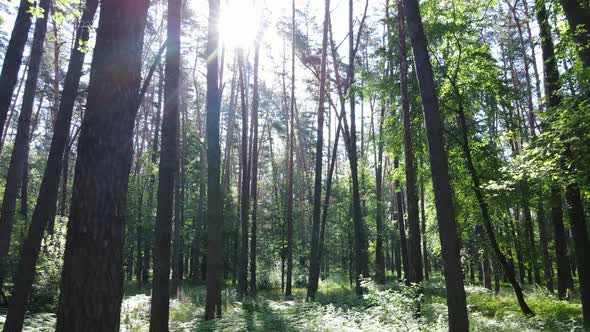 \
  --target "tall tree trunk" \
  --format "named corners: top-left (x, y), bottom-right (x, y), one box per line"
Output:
top-left (398, 0), bottom-right (423, 284)
top-left (1, 0), bottom-right (98, 328)
top-left (536, 0), bottom-right (590, 323)
top-left (55, 0), bottom-right (149, 328)
top-left (456, 105), bottom-right (534, 316)
top-left (420, 177), bottom-right (430, 280)
top-left (348, 0), bottom-right (370, 295)
top-left (237, 50), bottom-right (250, 296)
top-left (373, 106), bottom-right (386, 285)
top-left (149, 0), bottom-right (181, 325)
top-left (0, 0), bottom-right (33, 142)
top-left (0, 0), bottom-right (51, 260)
top-left (402, 0), bottom-right (469, 329)
top-left (307, 0), bottom-right (330, 301)
top-left (204, 0), bottom-right (223, 319)
top-left (249, 34), bottom-right (261, 294)
top-left (145, 67), bottom-right (164, 285)
top-left (394, 157), bottom-right (410, 283)
top-left (285, 0), bottom-right (296, 298)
